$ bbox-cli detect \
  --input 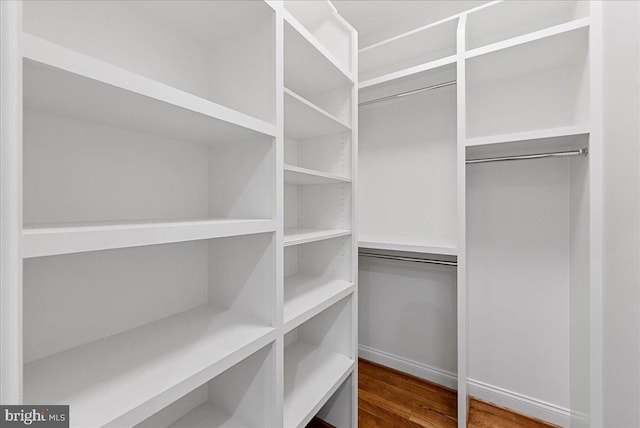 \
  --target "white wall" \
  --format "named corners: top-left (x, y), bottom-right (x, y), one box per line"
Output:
top-left (602, 2), bottom-right (640, 427)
